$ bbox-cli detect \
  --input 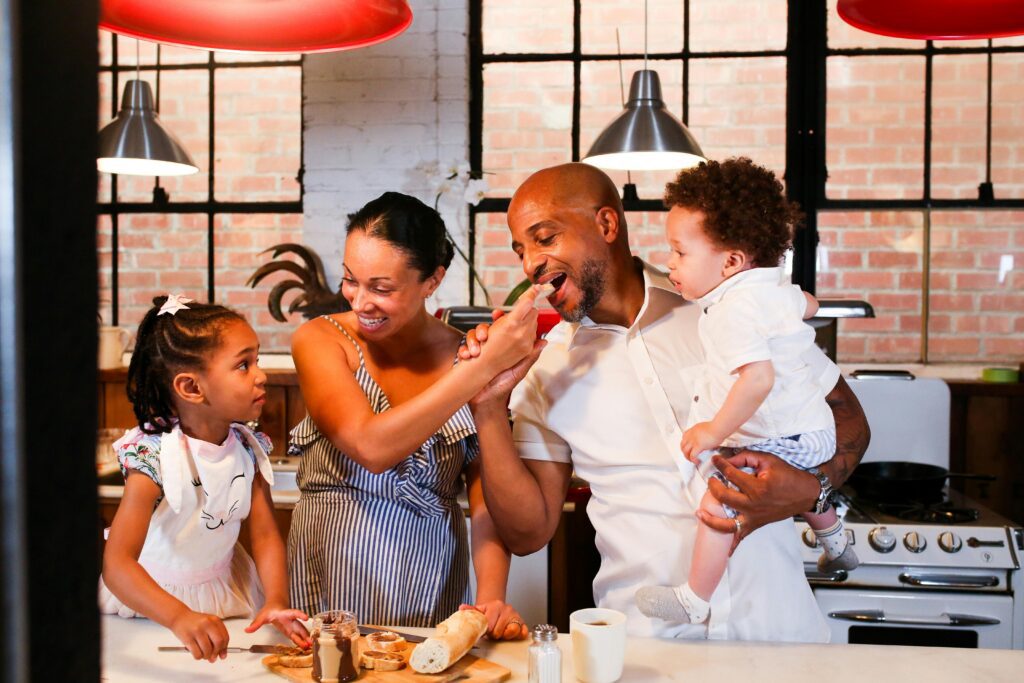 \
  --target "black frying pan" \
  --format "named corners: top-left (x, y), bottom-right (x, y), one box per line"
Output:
top-left (847, 461), bottom-right (996, 503)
